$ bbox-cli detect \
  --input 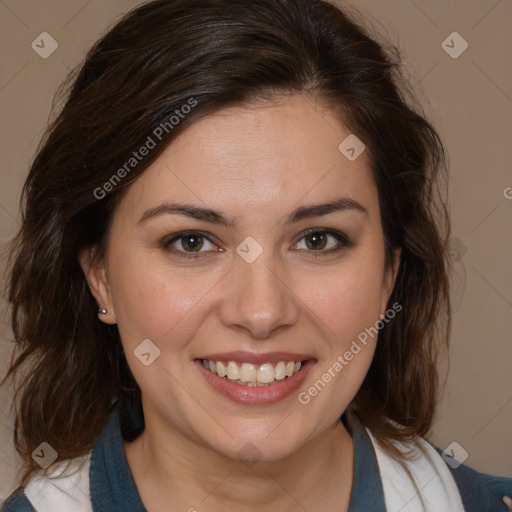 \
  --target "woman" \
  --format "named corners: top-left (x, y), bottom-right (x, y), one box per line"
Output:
top-left (1, 0), bottom-right (511, 510)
